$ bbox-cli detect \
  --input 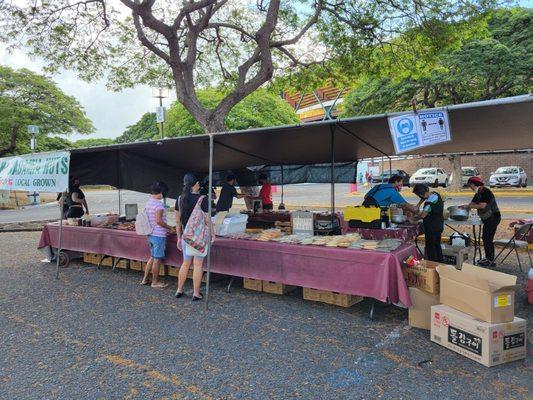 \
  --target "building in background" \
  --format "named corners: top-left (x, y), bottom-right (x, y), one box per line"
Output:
top-left (283, 86), bottom-right (348, 122)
